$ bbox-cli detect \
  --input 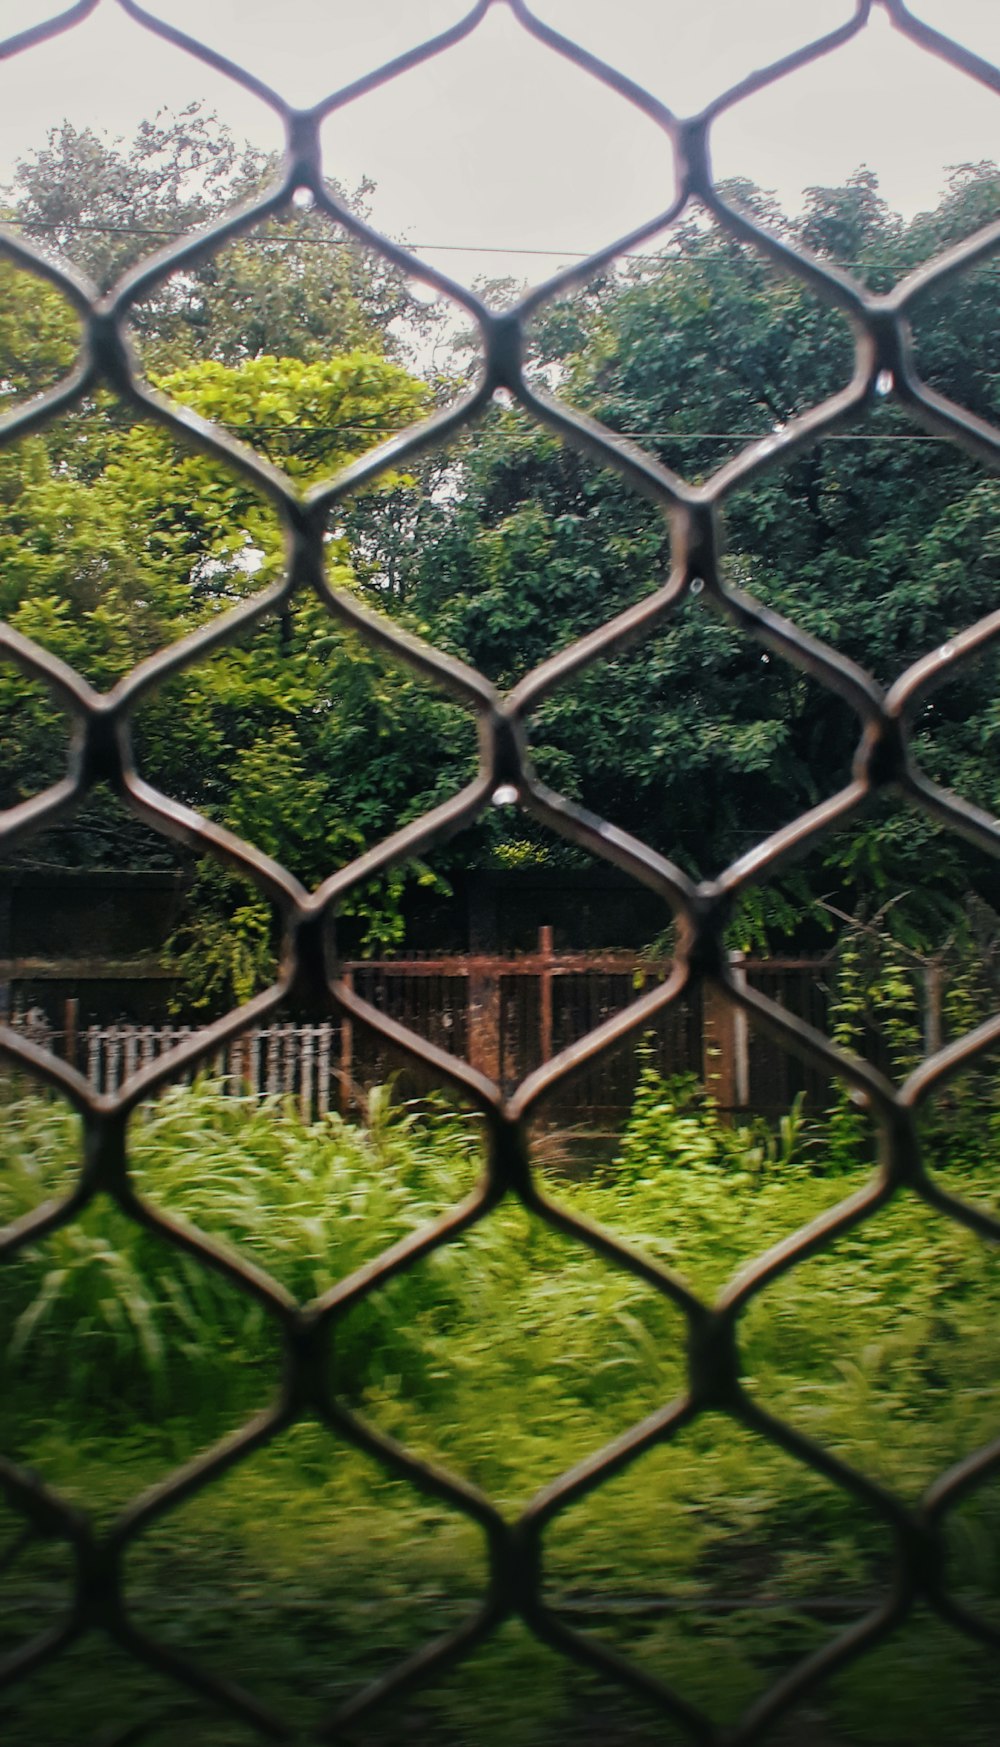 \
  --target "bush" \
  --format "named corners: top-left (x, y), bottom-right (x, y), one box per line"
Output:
top-left (0, 1073), bottom-right (997, 1744)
